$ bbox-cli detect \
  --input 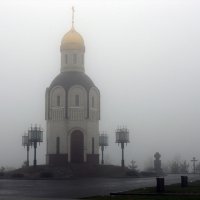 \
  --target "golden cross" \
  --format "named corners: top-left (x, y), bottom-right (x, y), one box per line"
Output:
top-left (72, 6), bottom-right (75, 27)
